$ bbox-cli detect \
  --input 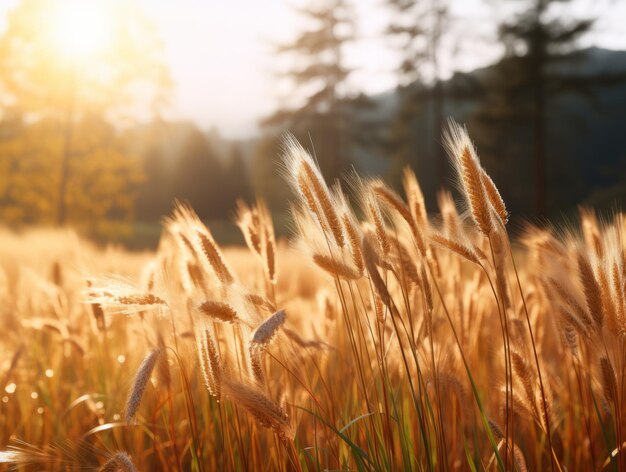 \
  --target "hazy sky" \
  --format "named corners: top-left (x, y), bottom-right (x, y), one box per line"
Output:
top-left (1, 0), bottom-right (625, 138)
